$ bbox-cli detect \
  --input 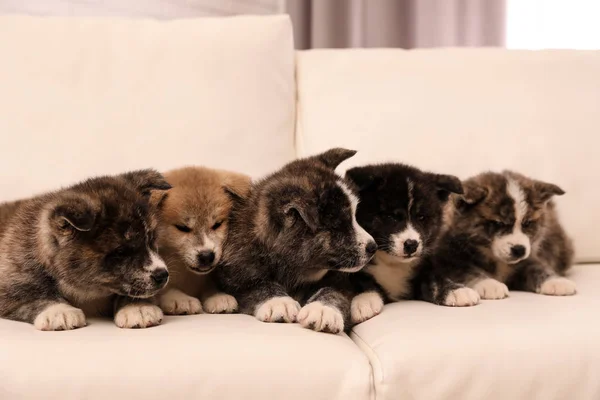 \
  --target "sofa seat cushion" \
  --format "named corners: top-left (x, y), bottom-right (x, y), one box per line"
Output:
top-left (0, 313), bottom-right (373, 400)
top-left (350, 264), bottom-right (600, 400)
